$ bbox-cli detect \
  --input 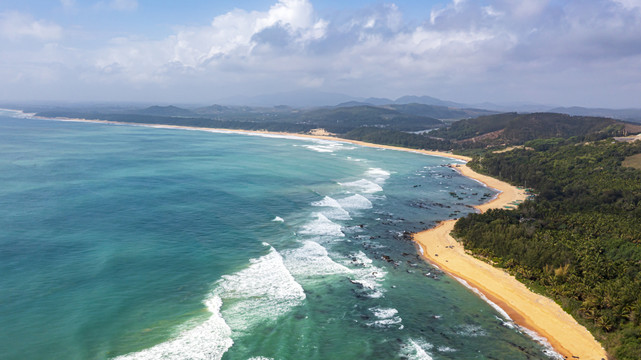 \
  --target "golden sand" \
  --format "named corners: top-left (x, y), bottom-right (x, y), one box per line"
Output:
top-left (413, 164), bottom-right (607, 360)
